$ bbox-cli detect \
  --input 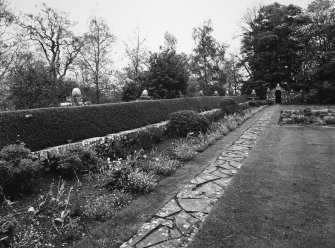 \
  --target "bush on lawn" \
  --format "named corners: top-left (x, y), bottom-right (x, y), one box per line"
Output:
top-left (219, 99), bottom-right (240, 116)
top-left (167, 110), bottom-right (210, 137)
top-left (0, 143), bottom-right (41, 196)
